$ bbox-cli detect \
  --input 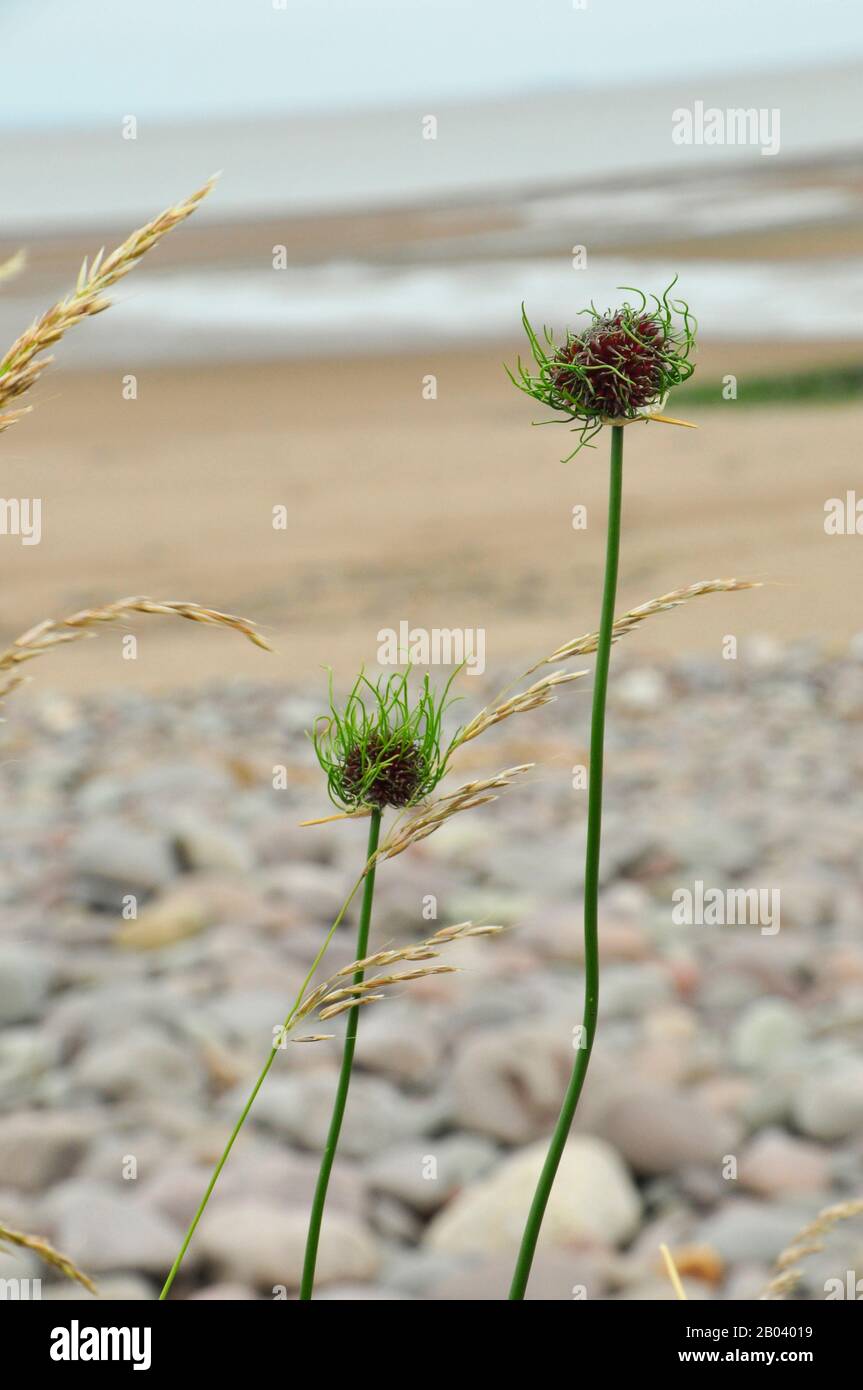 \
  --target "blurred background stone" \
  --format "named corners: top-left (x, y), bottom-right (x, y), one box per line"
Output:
top-left (0, 651), bottom-right (861, 1300)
